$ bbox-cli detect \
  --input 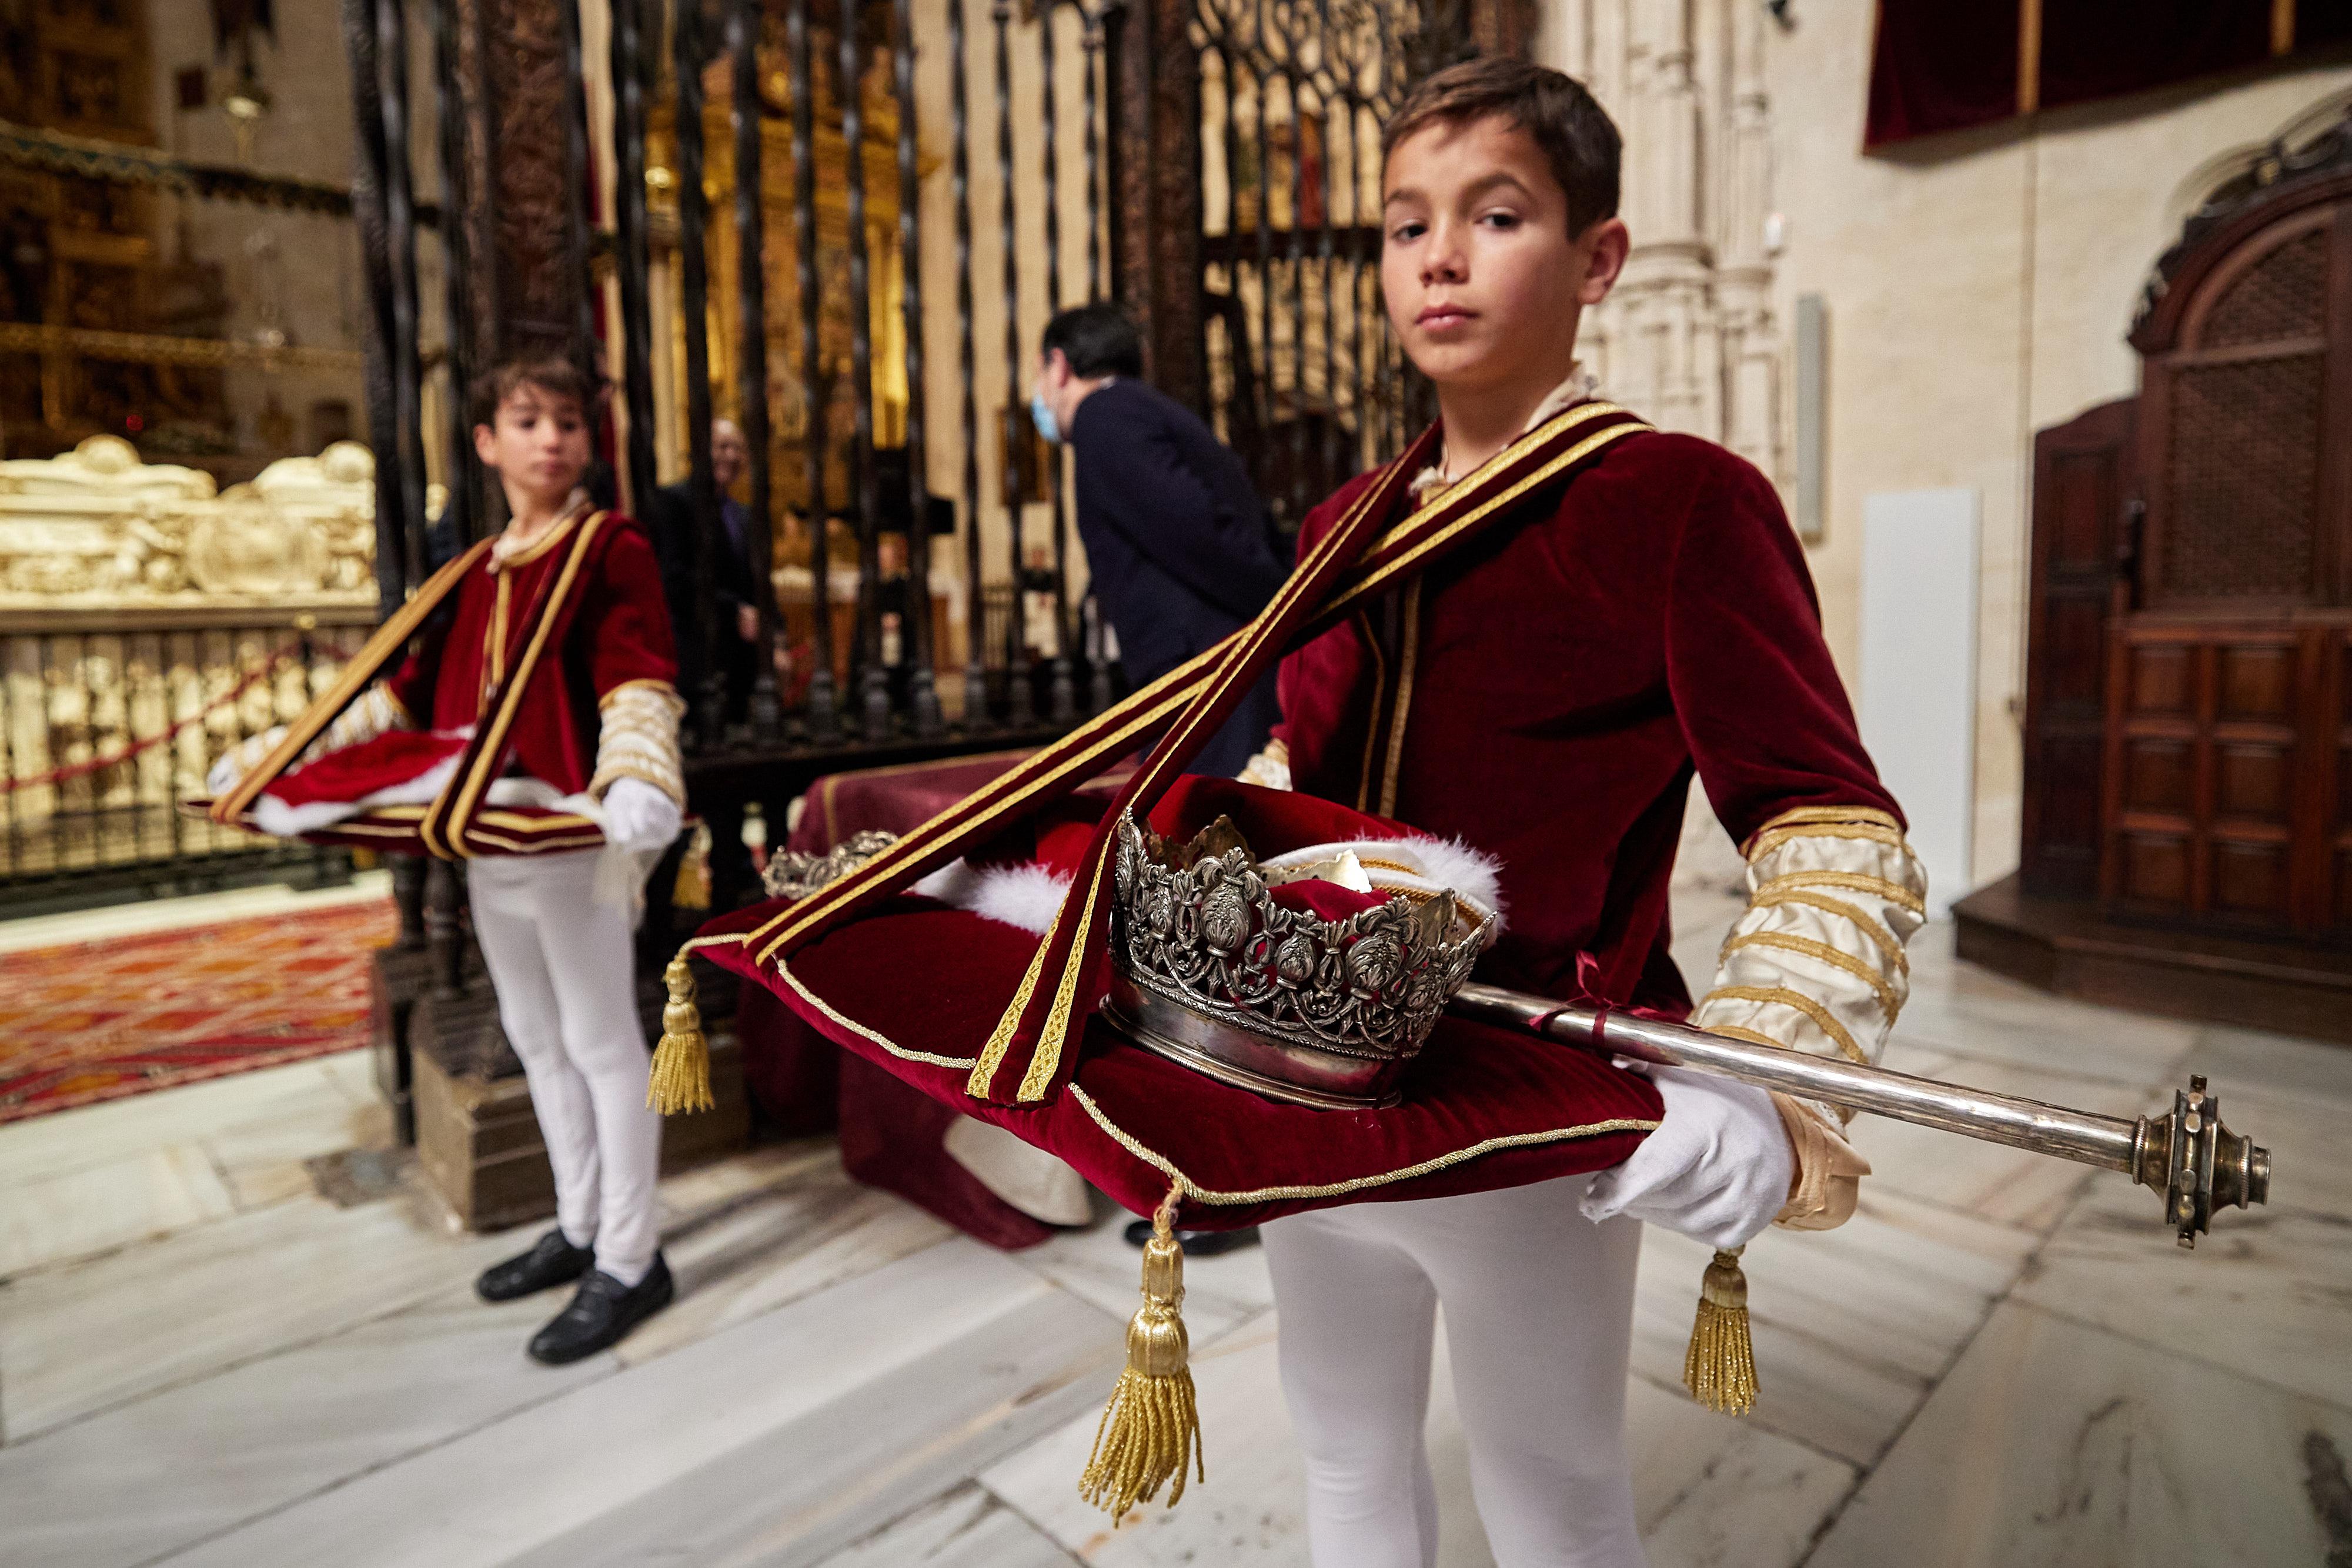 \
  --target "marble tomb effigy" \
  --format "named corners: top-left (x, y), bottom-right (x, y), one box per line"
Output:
top-left (0, 434), bottom-right (379, 882)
